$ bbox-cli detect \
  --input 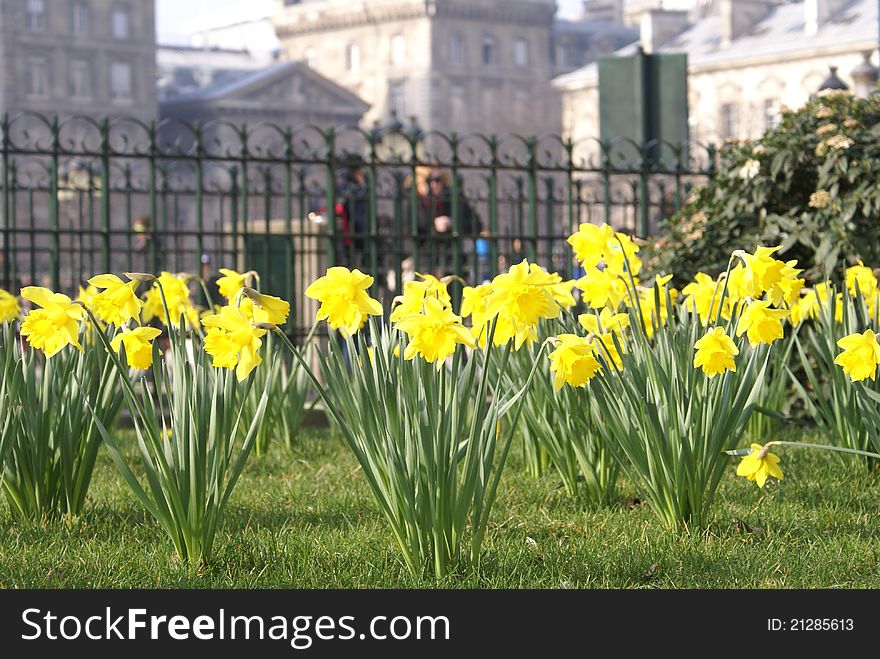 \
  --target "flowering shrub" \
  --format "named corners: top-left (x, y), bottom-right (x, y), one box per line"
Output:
top-left (650, 91), bottom-right (880, 284)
